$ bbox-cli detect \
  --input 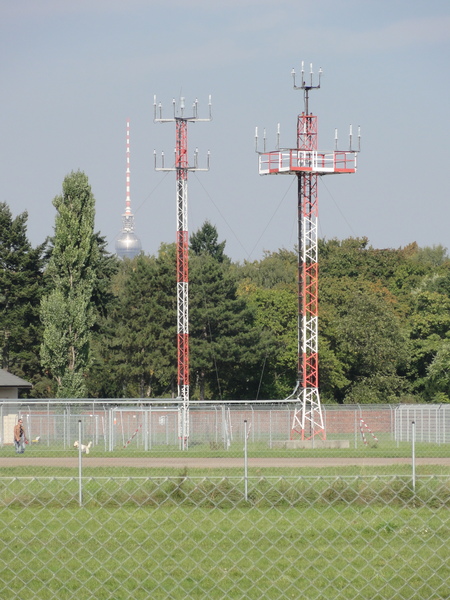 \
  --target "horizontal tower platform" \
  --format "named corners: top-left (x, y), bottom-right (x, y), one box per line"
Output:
top-left (259, 149), bottom-right (357, 175)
